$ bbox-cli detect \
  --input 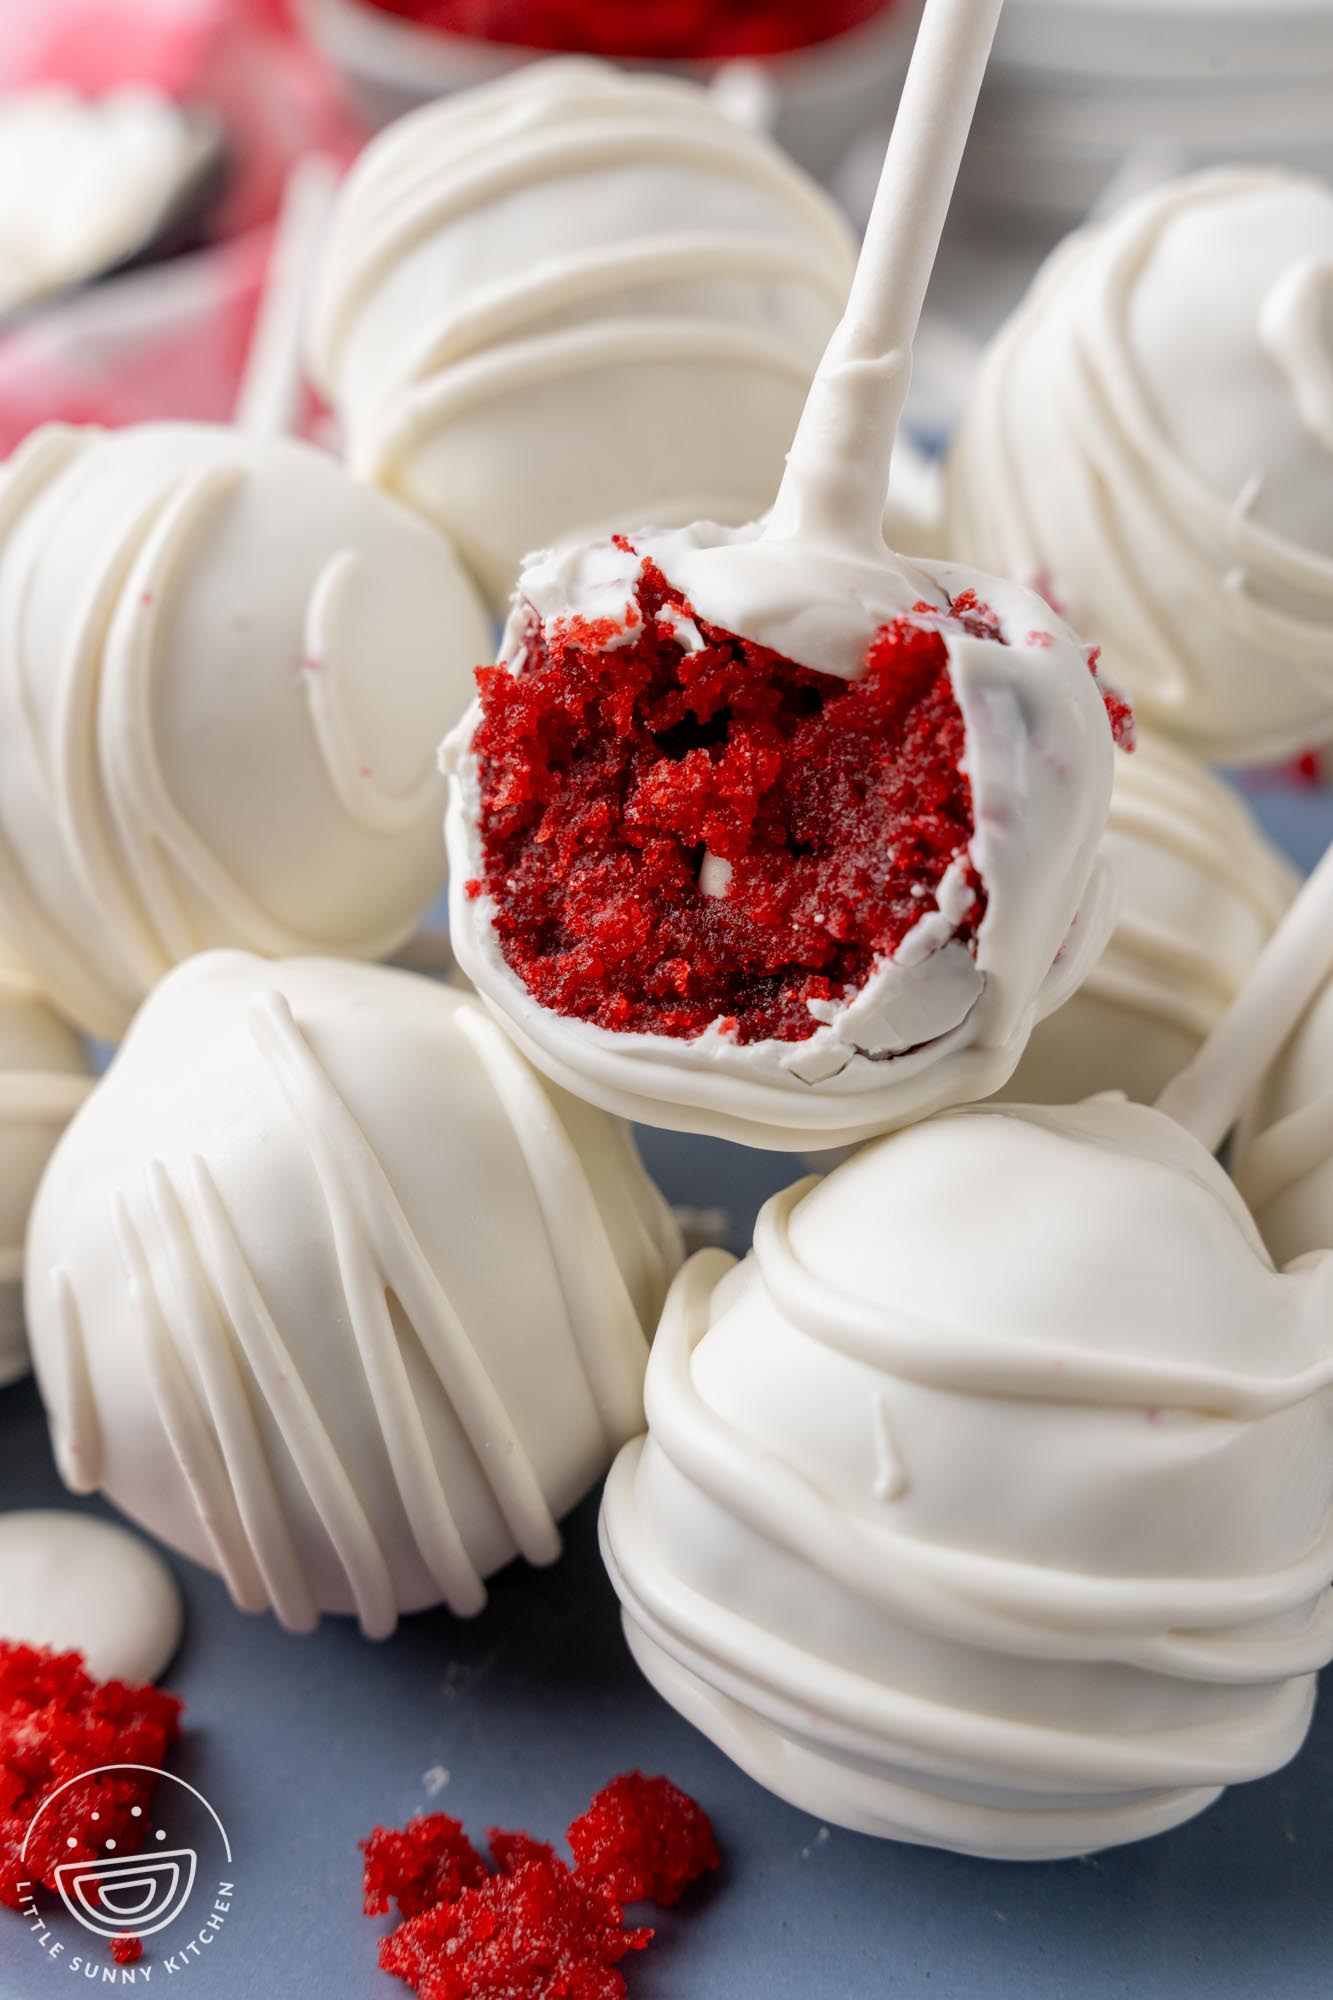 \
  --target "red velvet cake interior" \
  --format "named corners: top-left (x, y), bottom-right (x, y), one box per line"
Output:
top-left (468, 551), bottom-right (995, 1045)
